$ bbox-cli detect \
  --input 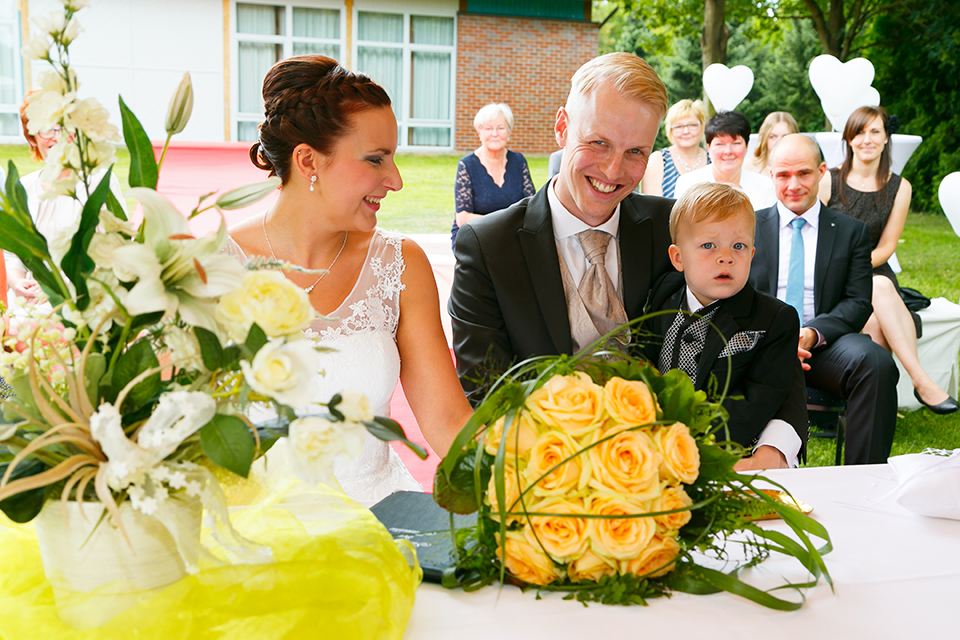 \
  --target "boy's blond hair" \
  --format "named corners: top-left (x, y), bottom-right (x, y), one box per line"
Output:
top-left (669, 182), bottom-right (756, 243)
